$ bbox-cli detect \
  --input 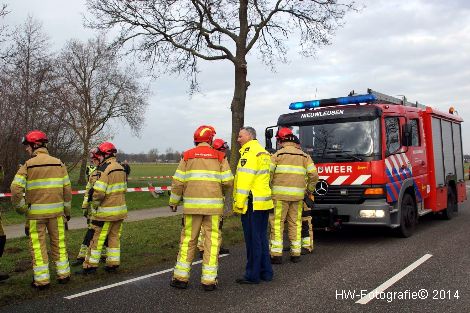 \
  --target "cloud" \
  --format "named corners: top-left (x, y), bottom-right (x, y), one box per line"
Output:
top-left (3, 0), bottom-right (470, 154)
